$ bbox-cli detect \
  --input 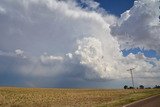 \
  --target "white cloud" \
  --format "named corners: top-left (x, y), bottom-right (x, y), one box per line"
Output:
top-left (15, 49), bottom-right (24, 55)
top-left (0, 6), bottom-right (6, 14)
top-left (40, 54), bottom-right (63, 63)
top-left (79, 0), bottom-right (100, 10)
top-left (66, 53), bottom-right (73, 59)
top-left (111, 0), bottom-right (160, 52)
